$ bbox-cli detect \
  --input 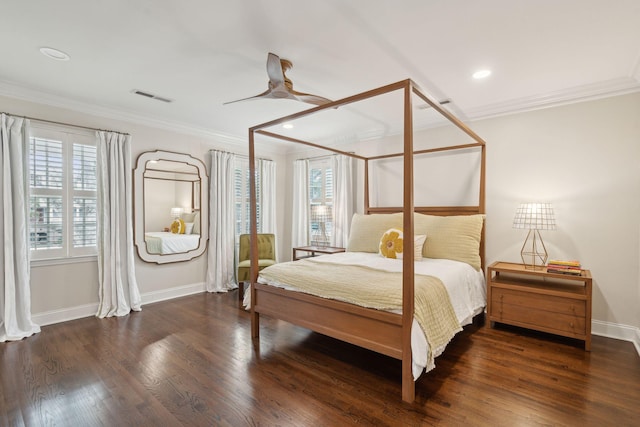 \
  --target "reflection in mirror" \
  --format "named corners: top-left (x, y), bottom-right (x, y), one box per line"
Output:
top-left (134, 151), bottom-right (208, 264)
